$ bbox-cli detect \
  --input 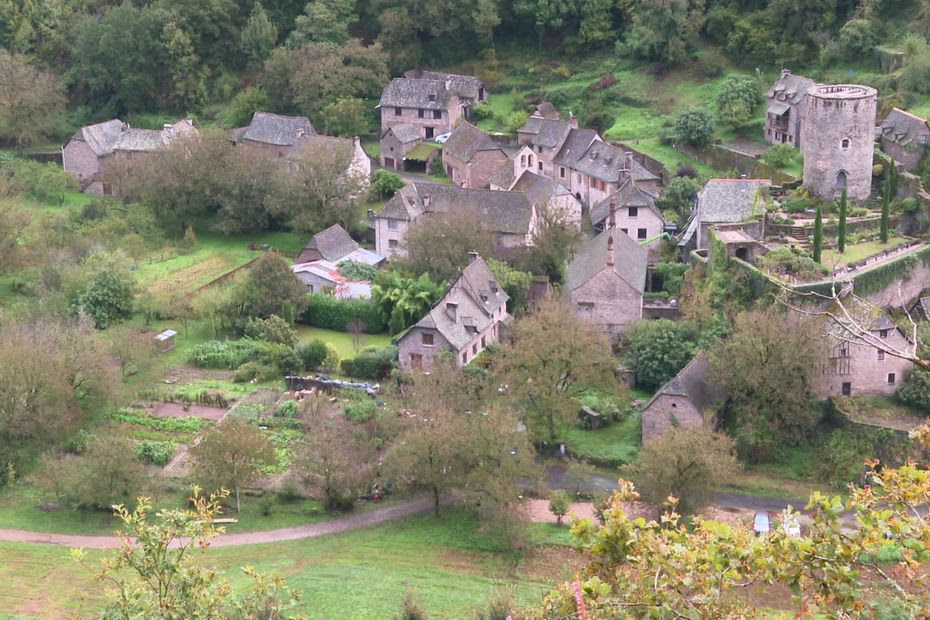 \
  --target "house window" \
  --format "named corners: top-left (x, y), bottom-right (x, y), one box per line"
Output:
top-left (428, 93), bottom-right (436, 102)
top-left (422, 332), bottom-right (434, 346)
top-left (538, 161), bottom-right (542, 171)
top-left (481, 336), bottom-right (486, 348)
top-left (577, 173), bottom-right (582, 183)
top-left (921, 134), bottom-right (929, 144)
top-left (433, 110), bottom-right (442, 119)
top-left (841, 138), bottom-right (850, 149)
top-left (462, 352), bottom-right (467, 364)
top-left (842, 382), bottom-right (852, 396)
top-left (577, 302), bottom-right (594, 313)
top-left (388, 219), bottom-right (398, 230)
top-left (520, 155), bottom-right (526, 166)
top-left (560, 167), bottom-right (565, 178)
top-left (888, 373), bottom-right (896, 385)
top-left (425, 127), bottom-right (434, 139)
top-left (628, 207), bottom-right (638, 218)
top-left (879, 329), bottom-right (889, 339)
top-left (418, 109), bottom-right (425, 118)
top-left (537, 146), bottom-right (542, 154)
top-left (389, 146), bottom-right (395, 152)
top-left (472, 344), bottom-right (477, 355)
top-left (637, 228), bottom-right (648, 240)
top-left (410, 353), bottom-right (423, 370)
top-left (877, 349), bottom-right (885, 360)
top-left (528, 154), bottom-right (534, 166)
top-left (389, 239), bottom-right (399, 248)
top-left (394, 107), bottom-right (402, 116)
